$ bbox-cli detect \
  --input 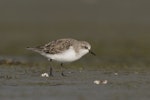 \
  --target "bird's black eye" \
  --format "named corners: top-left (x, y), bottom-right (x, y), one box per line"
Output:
top-left (84, 46), bottom-right (88, 49)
